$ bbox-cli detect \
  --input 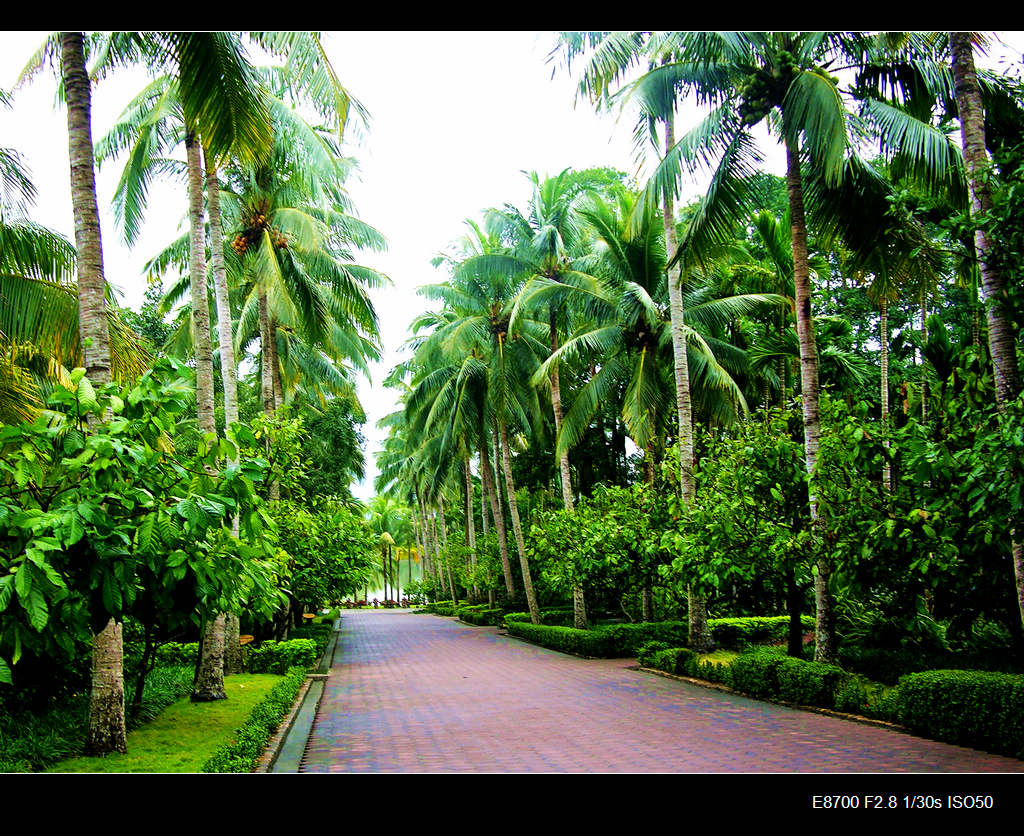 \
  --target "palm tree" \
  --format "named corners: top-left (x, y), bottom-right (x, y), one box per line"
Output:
top-left (59, 30), bottom-right (125, 755)
top-left (0, 125), bottom-right (148, 423)
top-left (607, 31), bottom-right (964, 662)
top-left (408, 245), bottom-right (547, 622)
top-left (950, 31), bottom-right (1024, 628)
